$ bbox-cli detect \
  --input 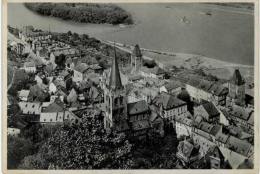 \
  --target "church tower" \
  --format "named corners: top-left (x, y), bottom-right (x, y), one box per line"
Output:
top-left (227, 69), bottom-right (245, 106)
top-left (104, 47), bottom-right (128, 130)
top-left (131, 44), bottom-right (143, 72)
